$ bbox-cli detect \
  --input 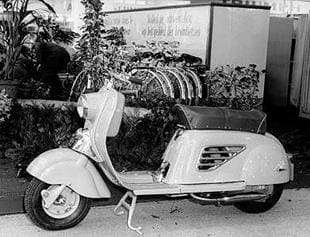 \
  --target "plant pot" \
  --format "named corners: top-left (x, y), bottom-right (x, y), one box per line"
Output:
top-left (0, 80), bottom-right (20, 98)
